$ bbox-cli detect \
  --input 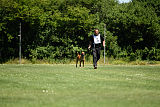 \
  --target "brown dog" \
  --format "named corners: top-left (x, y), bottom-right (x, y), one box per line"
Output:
top-left (76, 52), bottom-right (85, 68)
